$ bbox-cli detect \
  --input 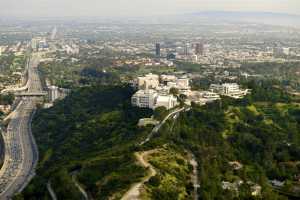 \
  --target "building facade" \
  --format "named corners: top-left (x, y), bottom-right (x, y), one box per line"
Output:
top-left (210, 83), bottom-right (248, 99)
top-left (195, 43), bottom-right (204, 55)
top-left (137, 73), bottom-right (159, 90)
top-left (155, 95), bottom-right (178, 110)
top-left (155, 43), bottom-right (161, 57)
top-left (131, 89), bottom-right (158, 109)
